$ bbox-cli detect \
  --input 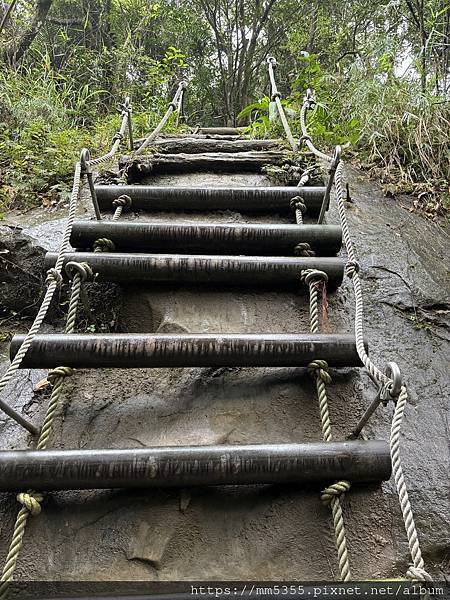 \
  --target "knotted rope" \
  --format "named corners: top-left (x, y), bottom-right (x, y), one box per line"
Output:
top-left (297, 83), bottom-right (431, 582)
top-left (0, 266), bottom-right (90, 598)
top-left (0, 94), bottom-right (133, 432)
top-left (301, 268), bottom-right (351, 581)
